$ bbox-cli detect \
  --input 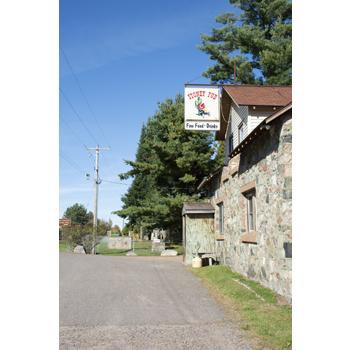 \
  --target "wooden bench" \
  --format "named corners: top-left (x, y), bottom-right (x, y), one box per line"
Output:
top-left (201, 253), bottom-right (216, 266)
